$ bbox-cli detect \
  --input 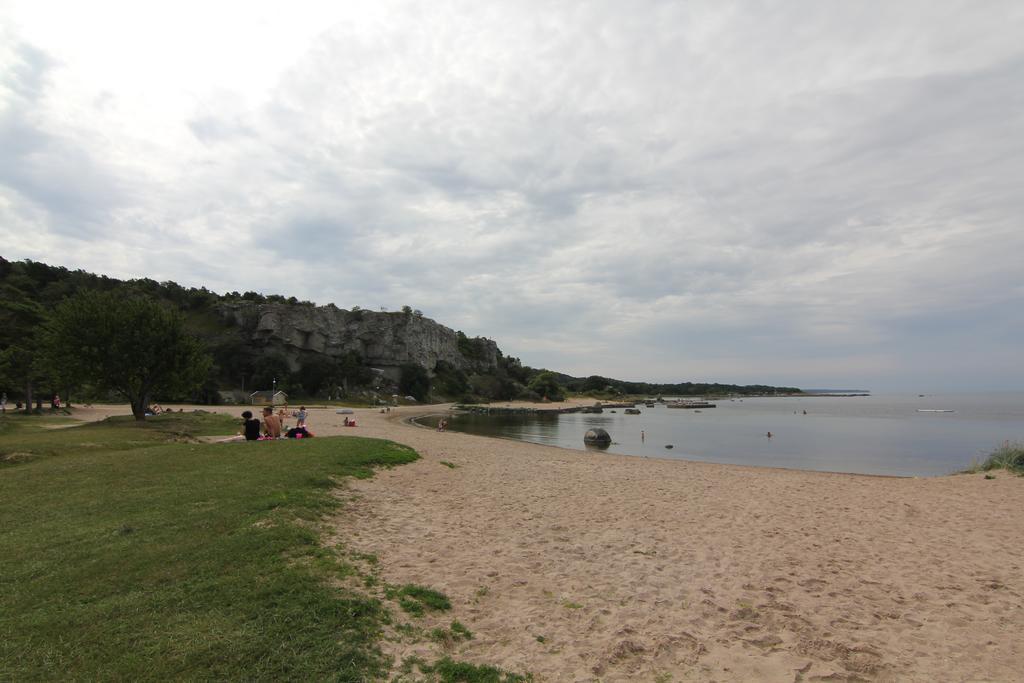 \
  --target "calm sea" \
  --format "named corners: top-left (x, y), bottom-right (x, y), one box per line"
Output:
top-left (430, 393), bottom-right (1024, 477)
